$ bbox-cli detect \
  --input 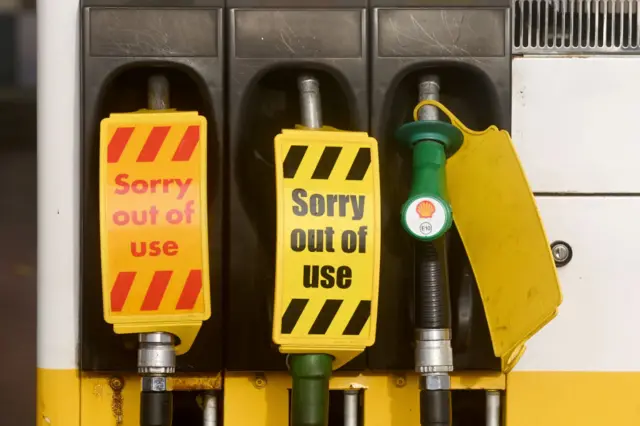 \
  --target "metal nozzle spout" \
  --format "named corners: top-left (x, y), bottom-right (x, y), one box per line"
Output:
top-left (298, 75), bottom-right (323, 129)
top-left (148, 74), bottom-right (170, 110)
top-left (418, 75), bottom-right (441, 122)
